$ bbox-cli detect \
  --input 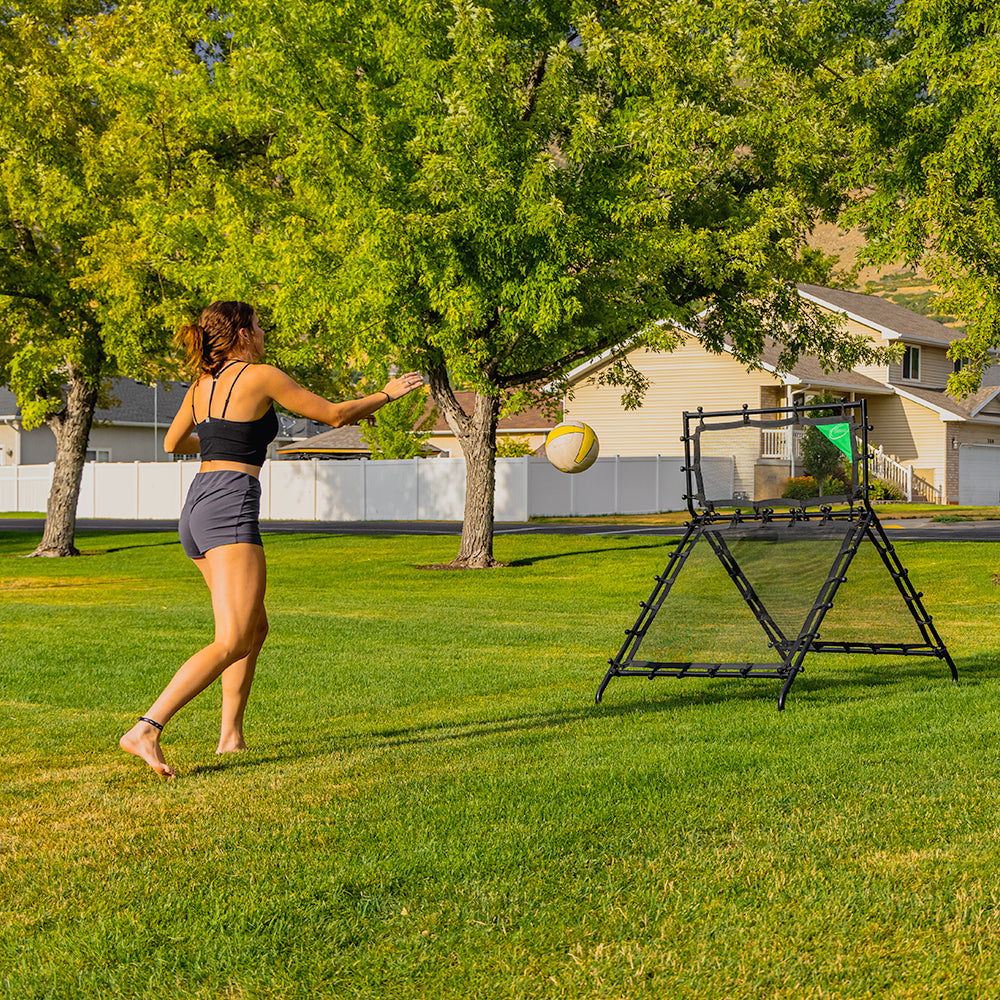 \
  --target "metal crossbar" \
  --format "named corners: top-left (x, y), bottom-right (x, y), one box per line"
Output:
top-left (596, 401), bottom-right (958, 710)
